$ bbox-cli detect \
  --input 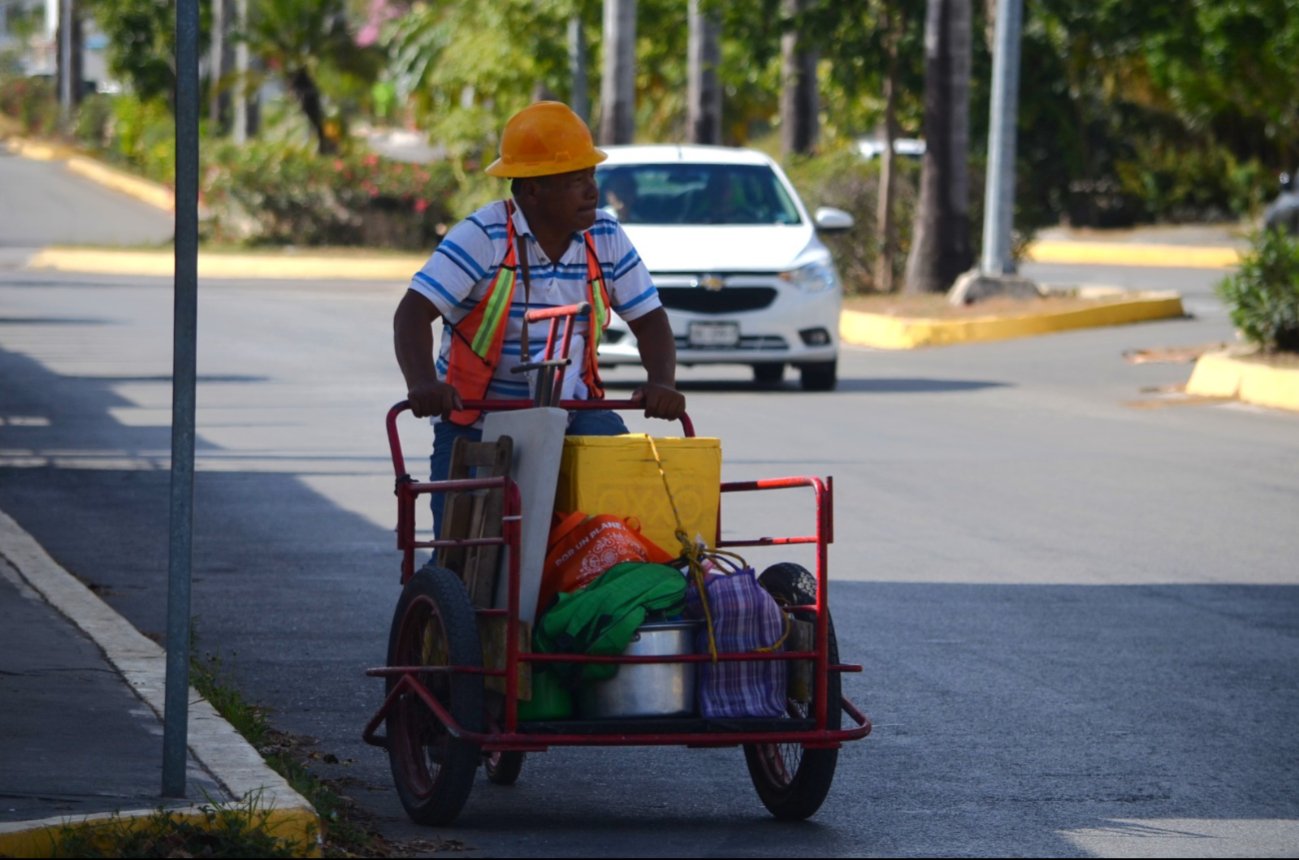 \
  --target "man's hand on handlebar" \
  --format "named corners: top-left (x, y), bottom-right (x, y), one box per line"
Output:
top-left (631, 382), bottom-right (686, 421)
top-left (407, 380), bottom-right (463, 420)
